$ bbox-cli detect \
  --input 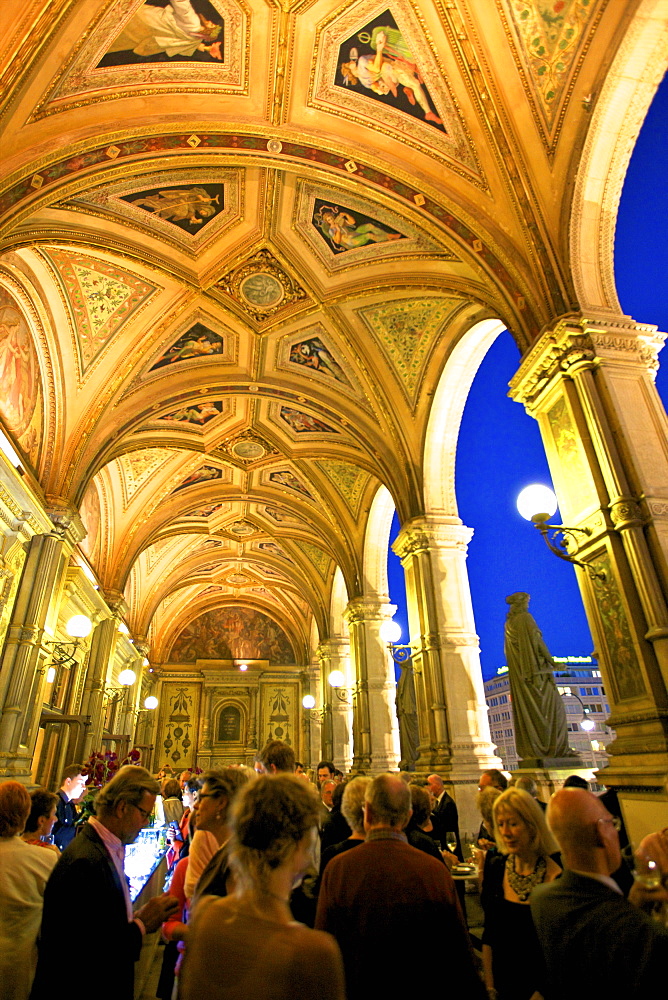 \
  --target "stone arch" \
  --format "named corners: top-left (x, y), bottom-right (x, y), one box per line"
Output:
top-left (362, 484), bottom-right (395, 601)
top-left (423, 319), bottom-right (506, 515)
top-left (570, 0), bottom-right (668, 311)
